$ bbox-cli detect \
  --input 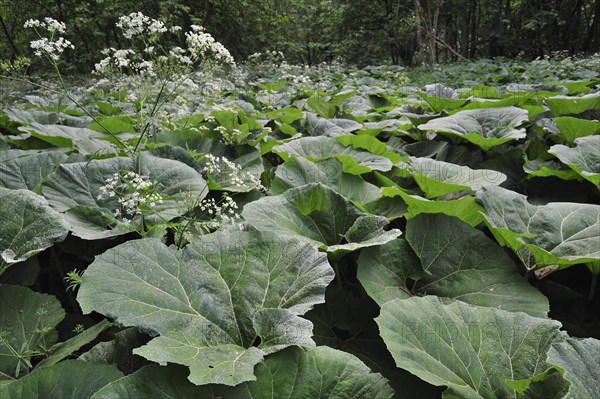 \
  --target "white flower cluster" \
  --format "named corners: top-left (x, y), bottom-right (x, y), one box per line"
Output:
top-left (247, 50), bottom-right (285, 64)
top-left (94, 48), bottom-right (136, 74)
top-left (98, 171), bottom-right (164, 222)
top-left (214, 125), bottom-right (244, 145)
top-left (24, 18), bottom-right (73, 61)
top-left (202, 154), bottom-right (266, 191)
top-left (116, 12), bottom-right (168, 39)
top-left (24, 17), bottom-right (66, 33)
top-left (29, 37), bottom-right (74, 61)
top-left (168, 46), bottom-right (193, 66)
top-left (186, 25), bottom-right (235, 65)
top-left (94, 13), bottom-right (234, 78)
top-left (199, 195), bottom-right (240, 223)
